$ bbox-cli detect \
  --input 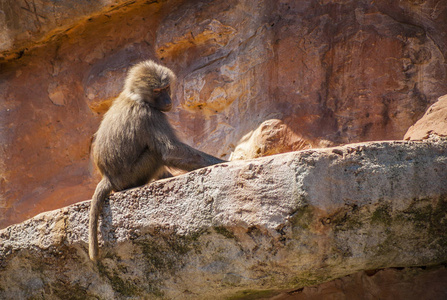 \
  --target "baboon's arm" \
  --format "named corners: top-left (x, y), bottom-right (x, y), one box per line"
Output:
top-left (162, 142), bottom-right (226, 171)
